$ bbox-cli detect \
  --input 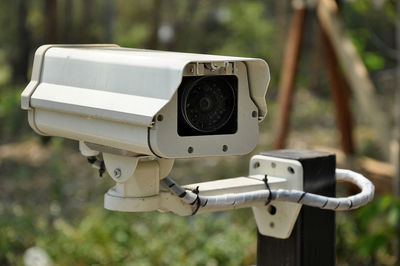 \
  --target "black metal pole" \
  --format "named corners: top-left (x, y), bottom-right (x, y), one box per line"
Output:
top-left (257, 150), bottom-right (336, 266)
